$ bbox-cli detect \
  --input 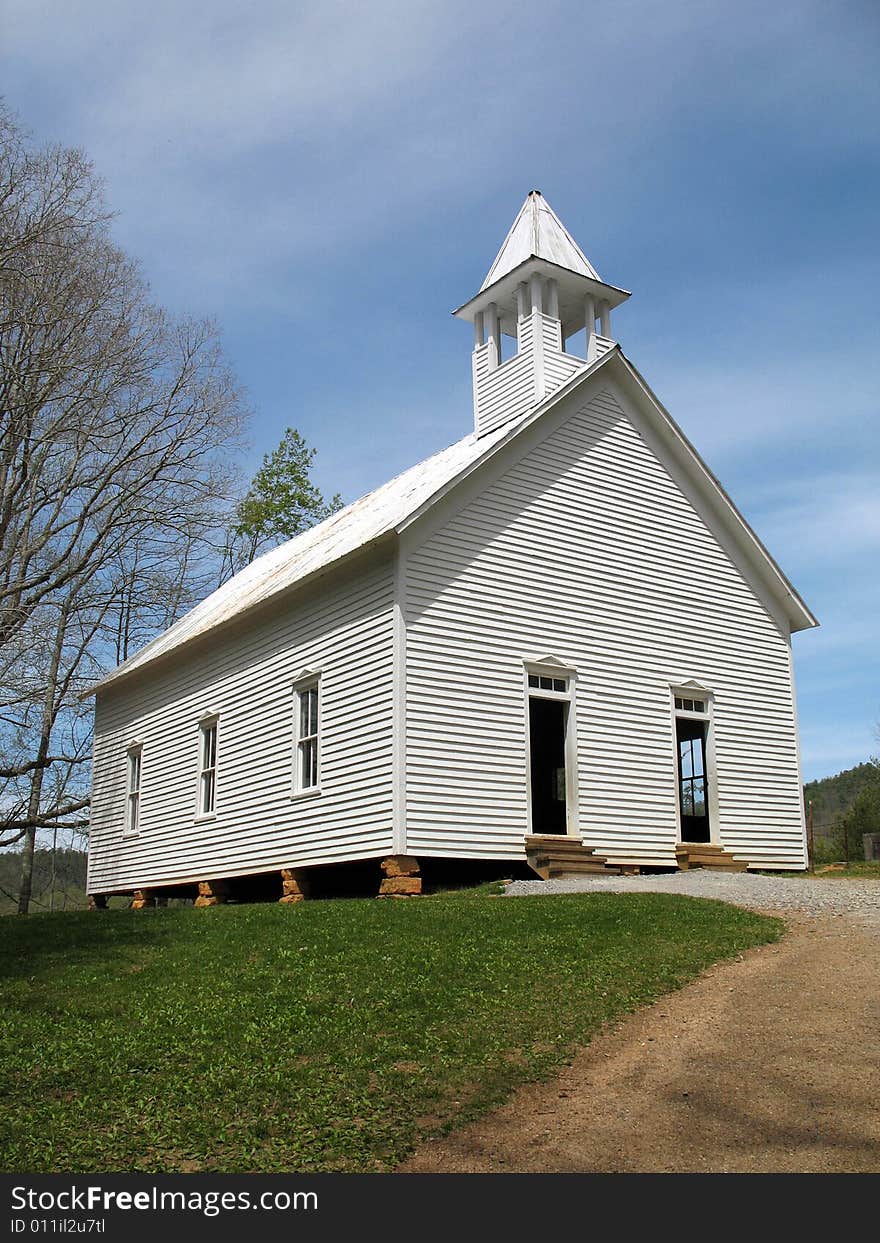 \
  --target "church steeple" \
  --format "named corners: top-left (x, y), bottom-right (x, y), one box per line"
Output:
top-left (454, 191), bottom-right (629, 436)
